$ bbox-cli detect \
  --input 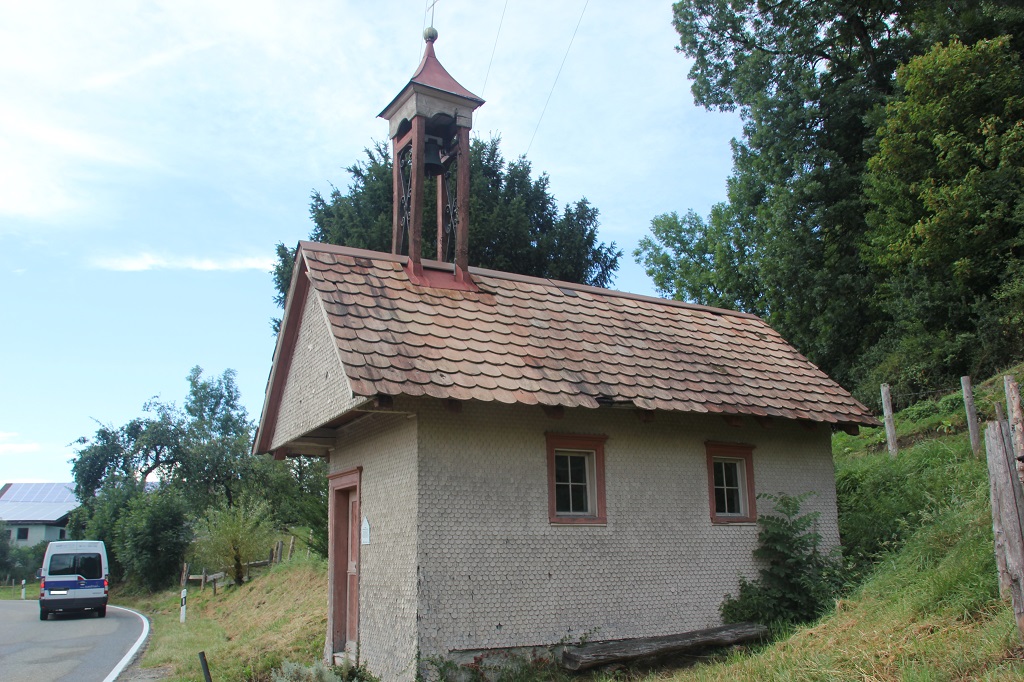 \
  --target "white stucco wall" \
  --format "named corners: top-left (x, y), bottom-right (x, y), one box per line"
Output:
top-left (412, 399), bottom-right (838, 657)
top-left (6, 523), bottom-right (65, 548)
top-left (330, 412), bottom-right (420, 681)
